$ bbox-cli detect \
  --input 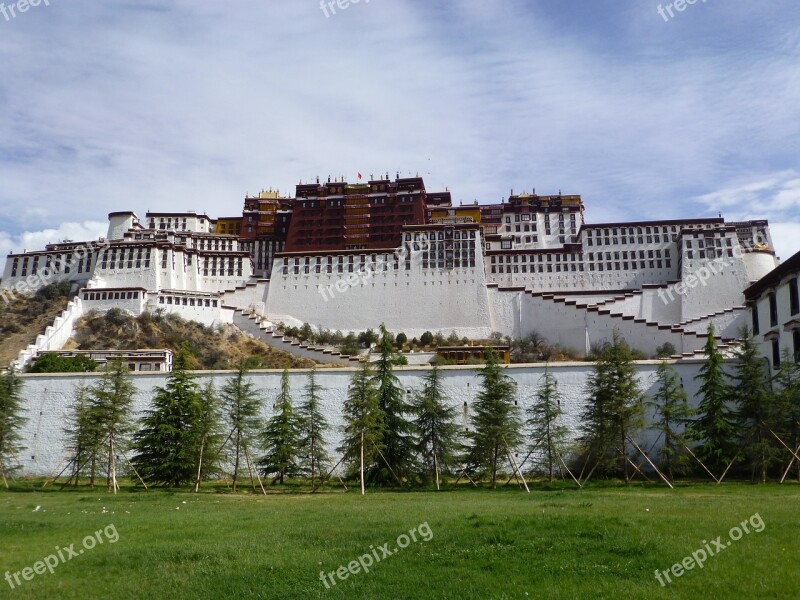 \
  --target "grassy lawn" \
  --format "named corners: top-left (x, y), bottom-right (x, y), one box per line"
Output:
top-left (0, 482), bottom-right (796, 599)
